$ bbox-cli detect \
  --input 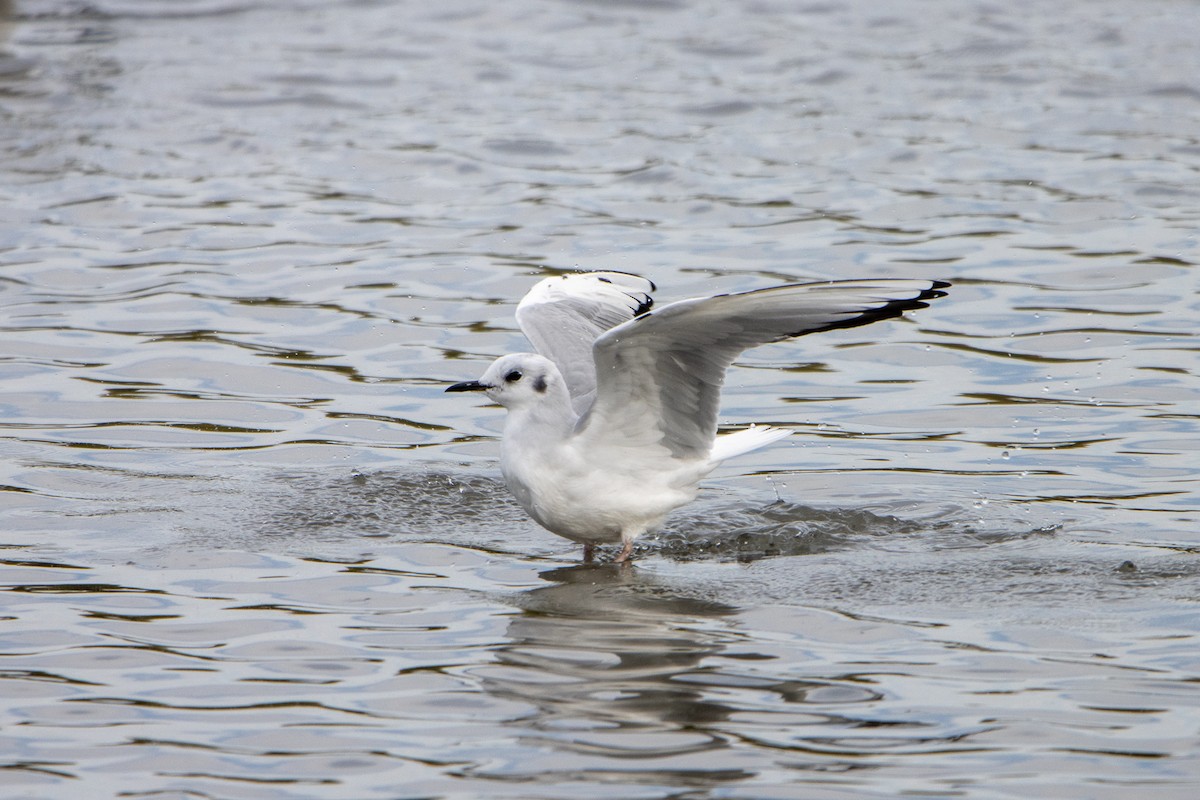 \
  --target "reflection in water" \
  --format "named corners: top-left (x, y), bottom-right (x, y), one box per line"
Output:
top-left (475, 564), bottom-right (745, 782)
top-left (467, 564), bottom-right (921, 786)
